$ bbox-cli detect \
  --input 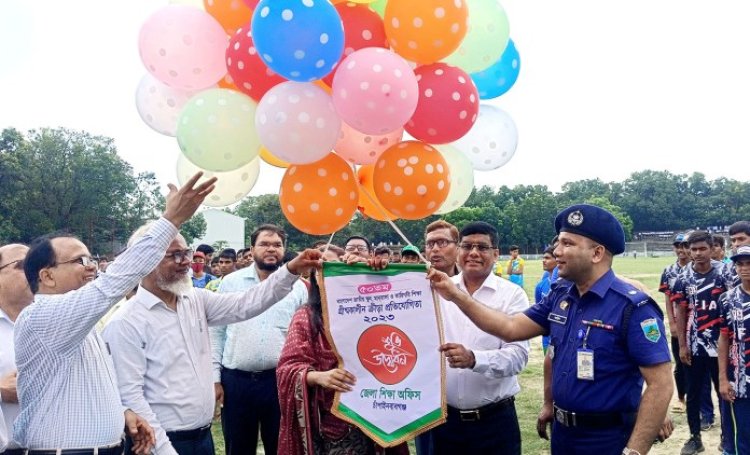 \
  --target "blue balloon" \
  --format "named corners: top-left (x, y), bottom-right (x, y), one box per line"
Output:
top-left (252, 0), bottom-right (344, 82)
top-left (470, 39), bottom-right (521, 100)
